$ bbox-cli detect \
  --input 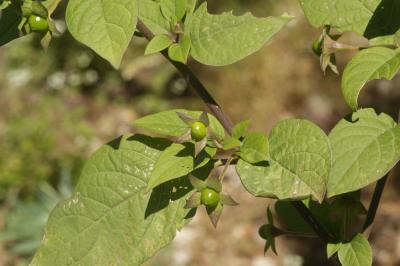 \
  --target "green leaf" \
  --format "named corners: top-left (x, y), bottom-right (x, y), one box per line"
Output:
top-left (0, 1), bottom-right (11, 10)
top-left (31, 135), bottom-right (193, 265)
top-left (236, 119), bottom-right (331, 202)
top-left (232, 120), bottom-right (250, 139)
top-left (327, 108), bottom-right (400, 197)
top-left (145, 34), bottom-right (173, 55)
top-left (133, 109), bottom-right (225, 140)
top-left (65, 0), bottom-right (138, 68)
top-left (168, 34), bottom-right (191, 63)
top-left (223, 137), bottom-right (241, 150)
top-left (147, 142), bottom-right (194, 189)
top-left (299, 0), bottom-right (380, 36)
top-left (138, 0), bottom-right (170, 35)
top-left (187, 3), bottom-right (292, 66)
top-left (342, 47), bottom-right (400, 110)
top-left (327, 242), bottom-right (342, 258)
top-left (0, 6), bottom-right (22, 46)
top-left (338, 234), bottom-right (372, 266)
top-left (160, 0), bottom-right (187, 22)
top-left (238, 132), bottom-right (269, 164)
top-left (300, 0), bottom-right (400, 38)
